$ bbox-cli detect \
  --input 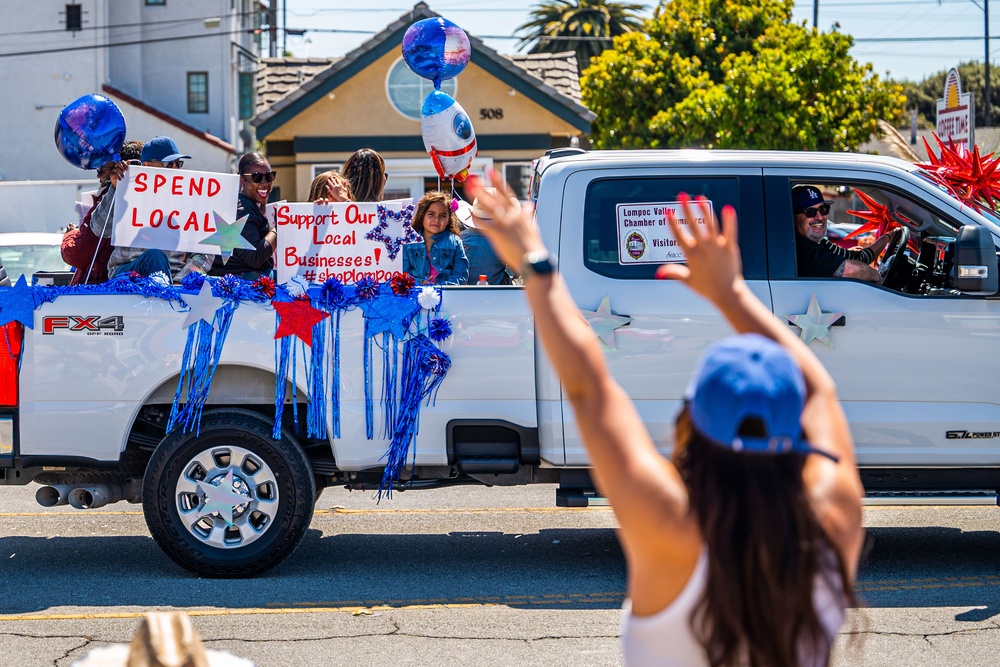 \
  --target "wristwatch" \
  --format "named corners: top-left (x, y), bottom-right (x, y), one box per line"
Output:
top-left (521, 250), bottom-right (557, 279)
